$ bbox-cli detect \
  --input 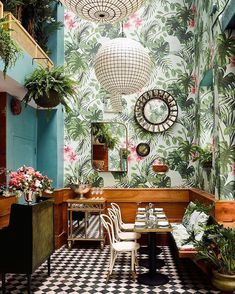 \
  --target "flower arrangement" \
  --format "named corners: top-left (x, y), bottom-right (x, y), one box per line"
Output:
top-left (8, 165), bottom-right (53, 197)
